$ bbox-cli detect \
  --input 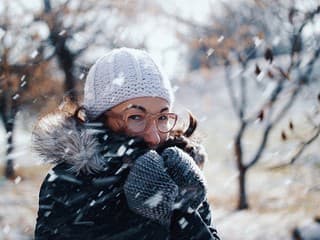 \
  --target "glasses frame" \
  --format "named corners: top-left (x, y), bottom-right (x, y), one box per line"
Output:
top-left (106, 110), bottom-right (178, 134)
